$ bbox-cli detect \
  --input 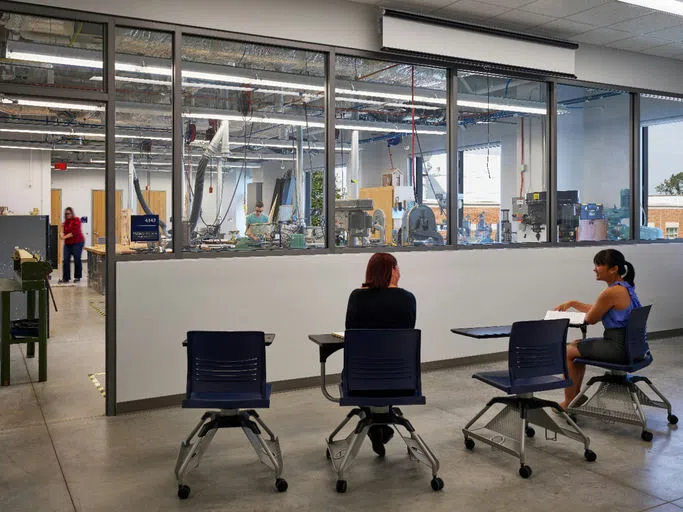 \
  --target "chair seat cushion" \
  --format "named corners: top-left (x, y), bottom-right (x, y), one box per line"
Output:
top-left (473, 370), bottom-right (571, 394)
top-left (574, 352), bottom-right (652, 372)
top-left (182, 383), bottom-right (271, 409)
